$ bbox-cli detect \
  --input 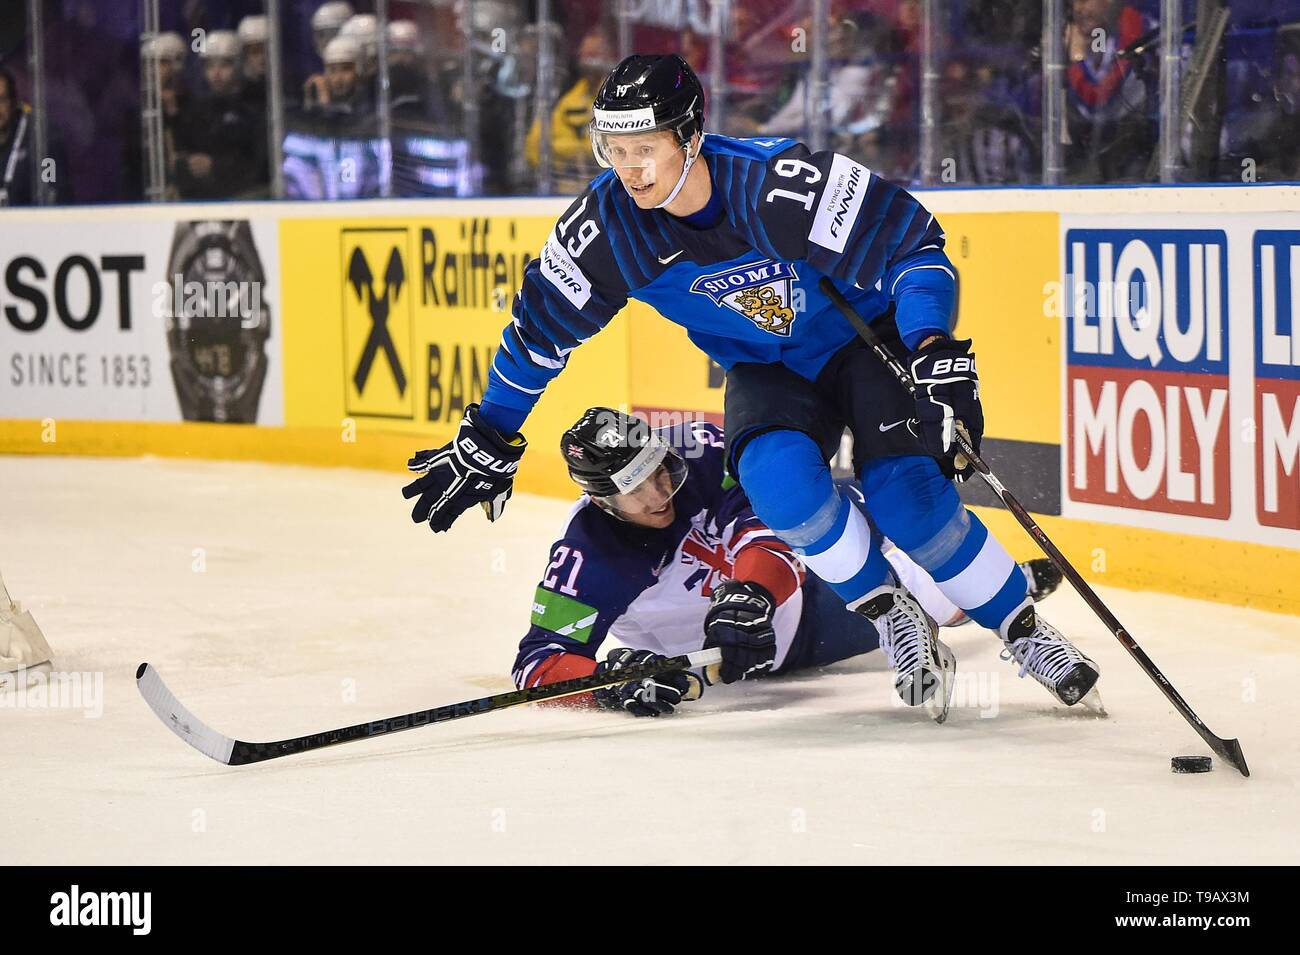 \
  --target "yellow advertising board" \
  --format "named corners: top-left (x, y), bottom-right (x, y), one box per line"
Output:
top-left (278, 213), bottom-right (632, 497)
